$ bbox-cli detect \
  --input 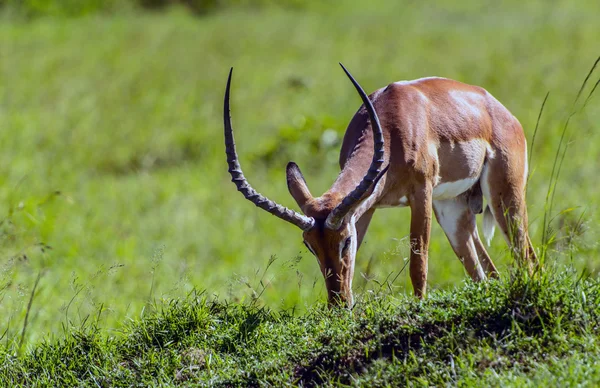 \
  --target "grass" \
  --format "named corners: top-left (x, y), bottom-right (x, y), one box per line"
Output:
top-left (0, 0), bottom-right (599, 384)
top-left (1, 268), bottom-right (598, 386)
